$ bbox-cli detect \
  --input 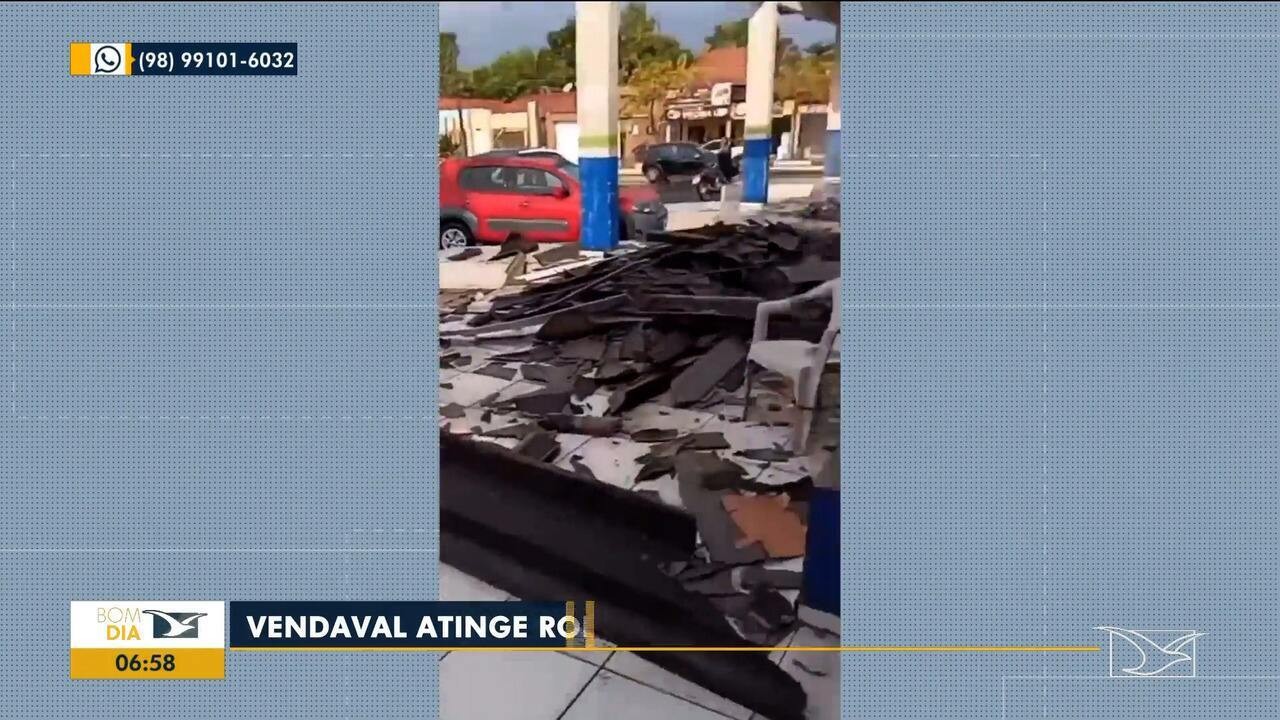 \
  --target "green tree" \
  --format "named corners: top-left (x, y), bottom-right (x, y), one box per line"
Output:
top-left (704, 19), bottom-right (749, 49)
top-left (623, 55), bottom-right (694, 135)
top-left (774, 52), bottom-right (833, 158)
top-left (618, 3), bottom-right (690, 82)
top-left (439, 32), bottom-right (472, 155)
top-left (466, 48), bottom-right (571, 100)
top-left (545, 18), bottom-right (576, 74)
